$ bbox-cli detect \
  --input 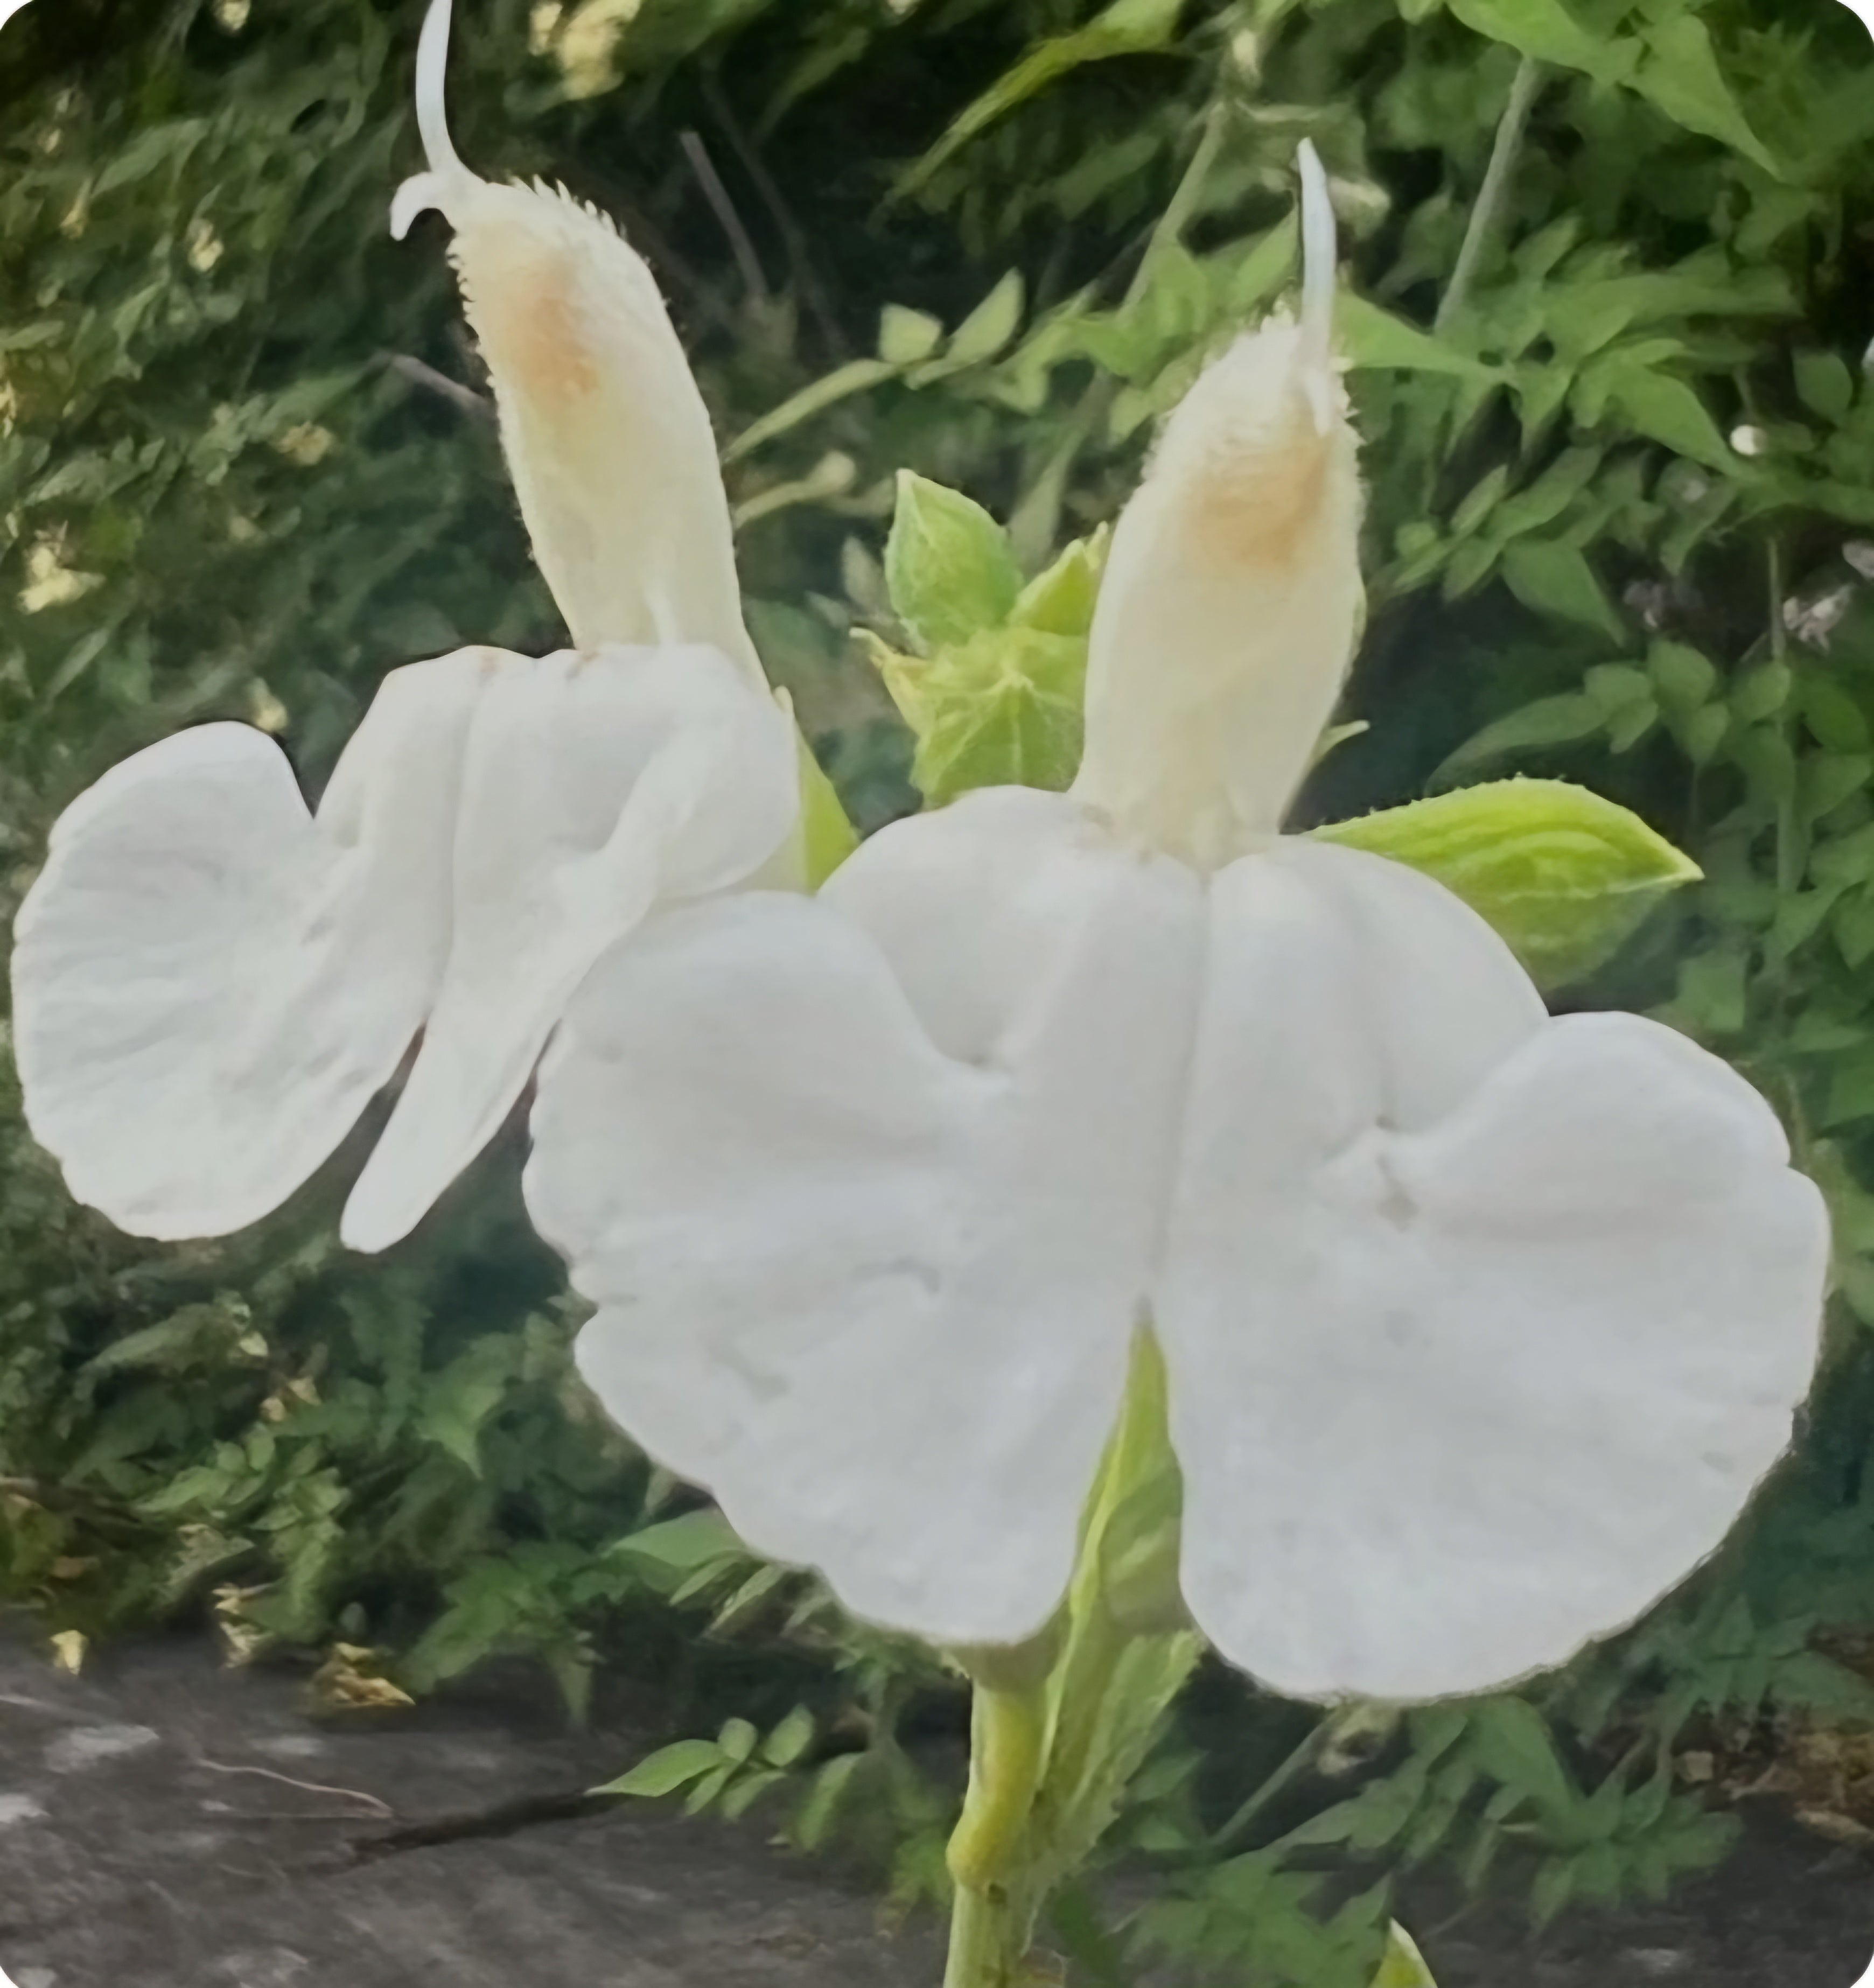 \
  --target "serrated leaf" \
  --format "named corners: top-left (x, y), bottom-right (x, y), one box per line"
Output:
top-left (885, 473), bottom-right (1022, 652)
top-left (1632, 17), bottom-right (1782, 178)
top-left (1466, 1696), bottom-right (1578, 1820)
top-left (1316, 778), bottom-right (1698, 986)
